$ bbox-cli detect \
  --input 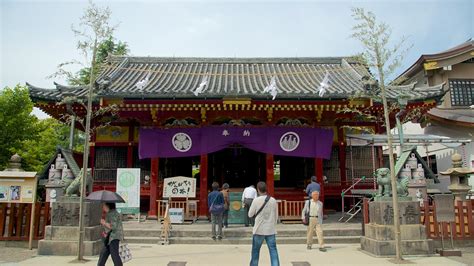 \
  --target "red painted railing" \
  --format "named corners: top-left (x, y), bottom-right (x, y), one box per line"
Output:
top-left (0, 203), bottom-right (50, 241)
